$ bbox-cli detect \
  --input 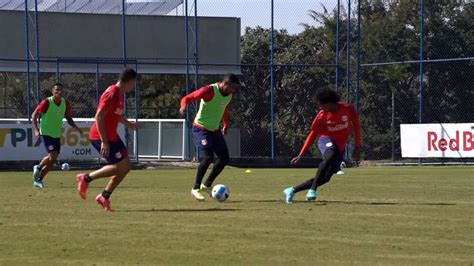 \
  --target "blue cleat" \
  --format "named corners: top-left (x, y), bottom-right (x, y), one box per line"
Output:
top-left (33, 180), bottom-right (44, 188)
top-left (306, 189), bottom-right (317, 201)
top-left (33, 165), bottom-right (43, 188)
top-left (283, 187), bottom-right (295, 204)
